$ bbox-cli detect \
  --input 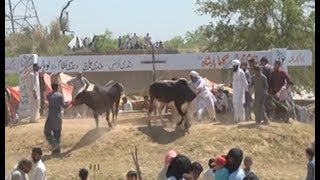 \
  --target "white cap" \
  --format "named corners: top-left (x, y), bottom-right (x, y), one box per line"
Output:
top-left (189, 70), bottom-right (199, 77)
top-left (231, 59), bottom-right (241, 66)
